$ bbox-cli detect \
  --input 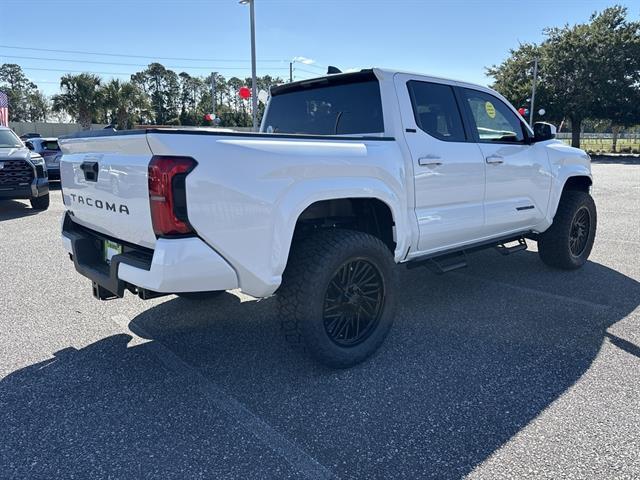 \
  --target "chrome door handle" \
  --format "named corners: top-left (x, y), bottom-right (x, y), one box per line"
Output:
top-left (418, 155), bottom-right (442, 166)
top-left (486, 155), bottom-right (504, 164)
